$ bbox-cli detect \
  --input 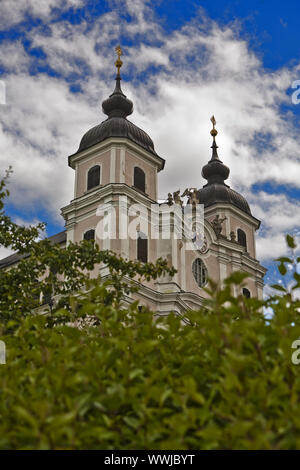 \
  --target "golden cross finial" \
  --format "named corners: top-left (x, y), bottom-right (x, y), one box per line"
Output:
top-left (210, 115), bottom-right (218, 139)
top-left (115, 45), bottom-right (123, 75)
